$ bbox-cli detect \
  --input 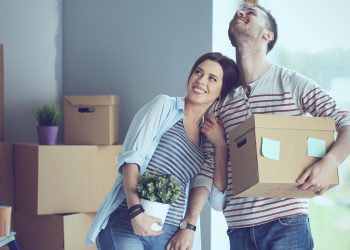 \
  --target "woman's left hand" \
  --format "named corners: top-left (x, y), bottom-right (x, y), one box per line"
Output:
top-left (200, 115), bottom-right (226, 148)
